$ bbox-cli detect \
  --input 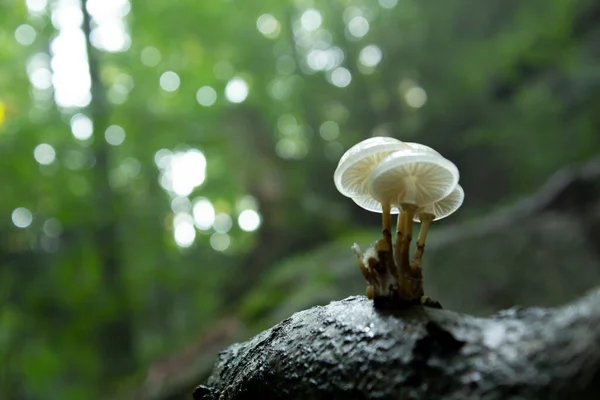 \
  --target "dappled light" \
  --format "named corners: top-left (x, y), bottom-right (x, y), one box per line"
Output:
top-left (173, 212), bottom-right (195, 248)
top-left (192, 198), bottom-right (216, 230)
top-left (156, 149), bottom-right (207, 197)
top-left (87, 0), bottom-right (131, 52)
top-left (49, 0), bottom-right (91, 108)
